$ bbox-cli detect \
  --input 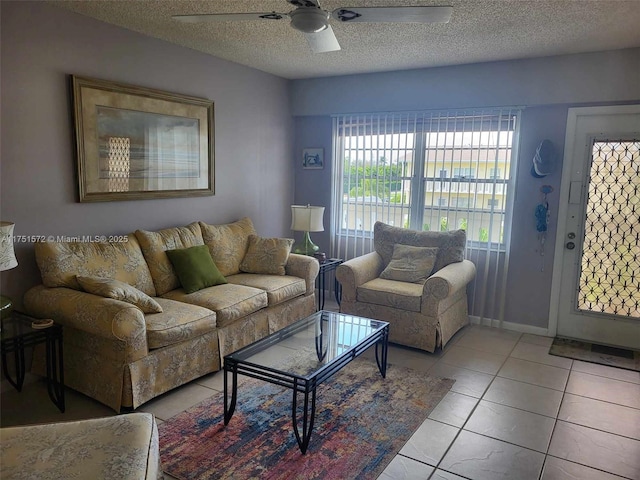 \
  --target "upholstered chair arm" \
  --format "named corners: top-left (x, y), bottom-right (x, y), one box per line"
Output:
top-left (336, 252), bottom-right (385, 303)
top-left (422, 259), bottom-right (476, 305)
top-left (285, 253), bottom-right (320, 295)
top-left (23, 285), bottom-right (149, 363)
